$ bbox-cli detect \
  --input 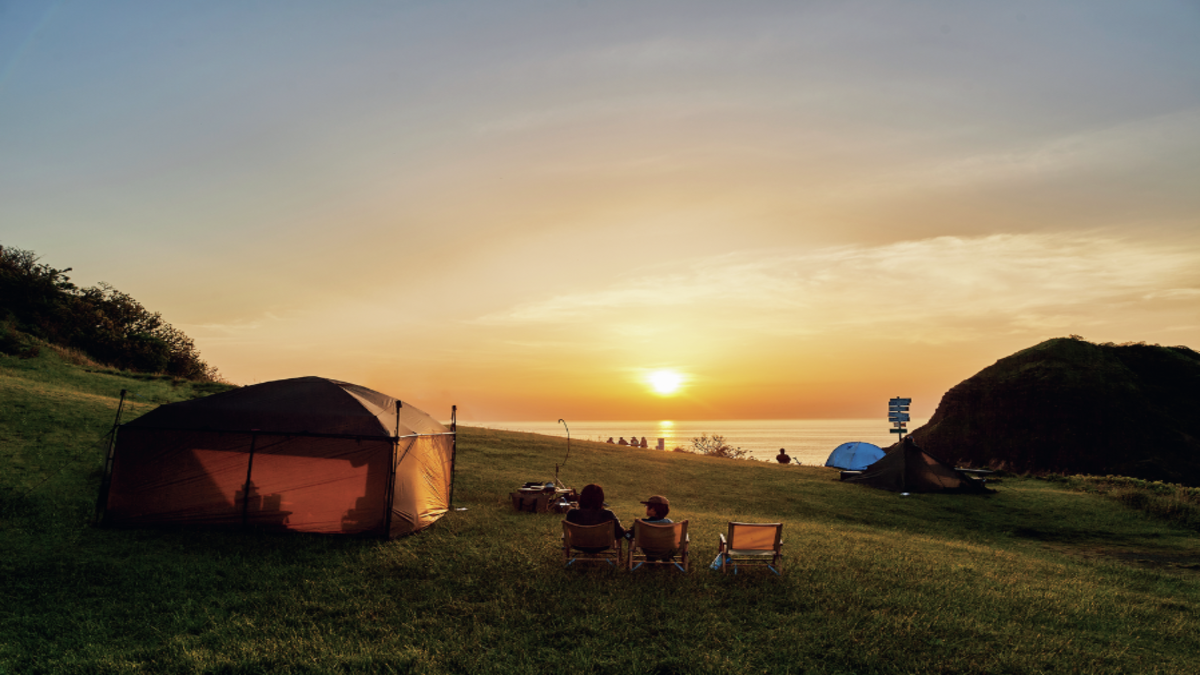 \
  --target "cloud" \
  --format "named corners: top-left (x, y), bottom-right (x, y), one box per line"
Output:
top-left (921, 107), bottom-right (1200, 187)
top-left (473, 233), bottom-right (1200, 344)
